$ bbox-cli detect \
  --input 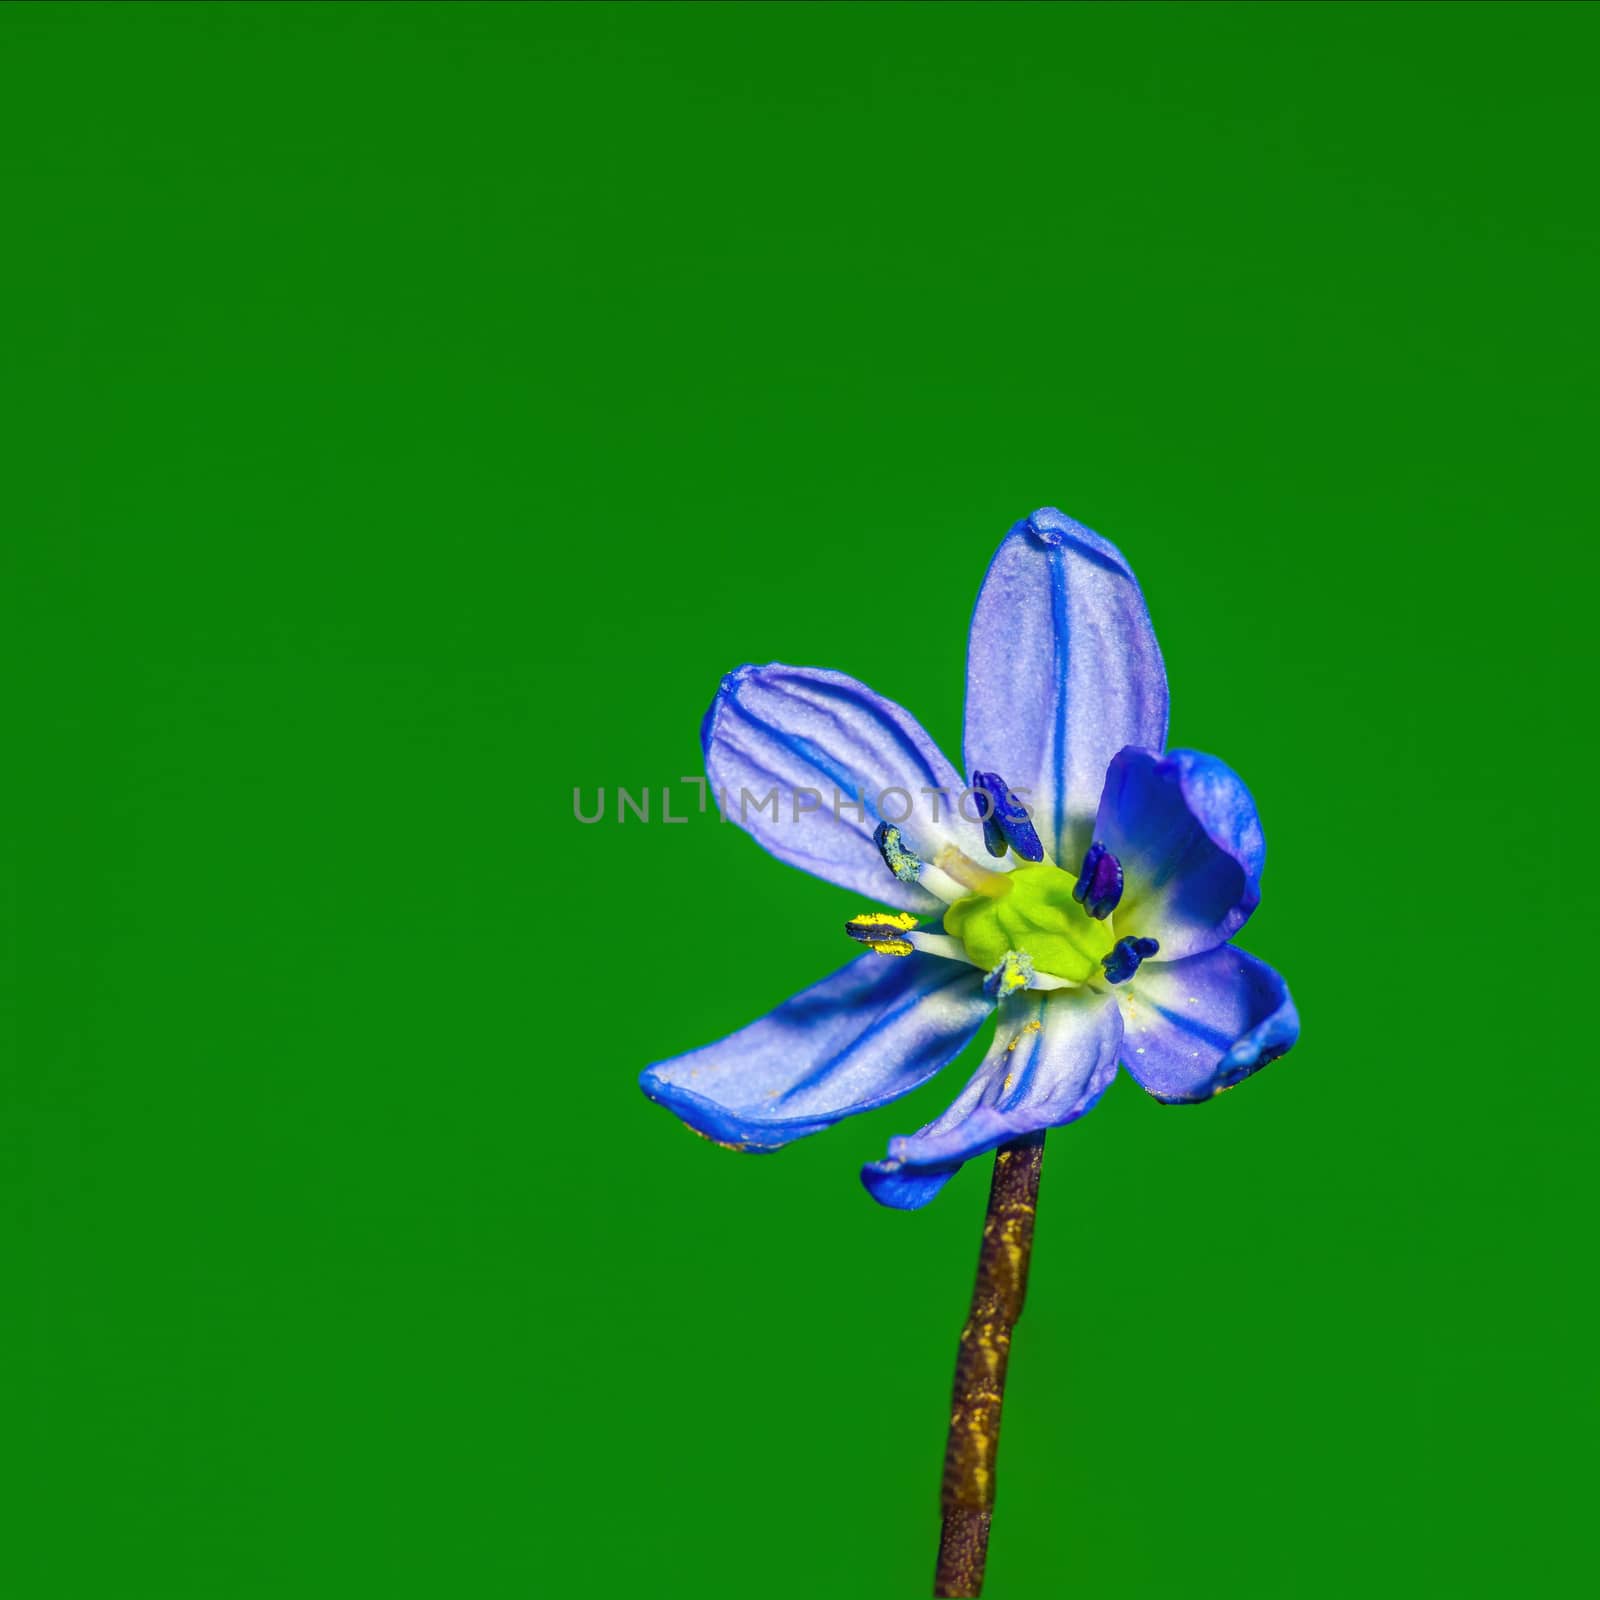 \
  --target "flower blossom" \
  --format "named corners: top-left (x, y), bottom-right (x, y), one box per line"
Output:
top-left (641, 508), bottom-right (1299, 1208)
